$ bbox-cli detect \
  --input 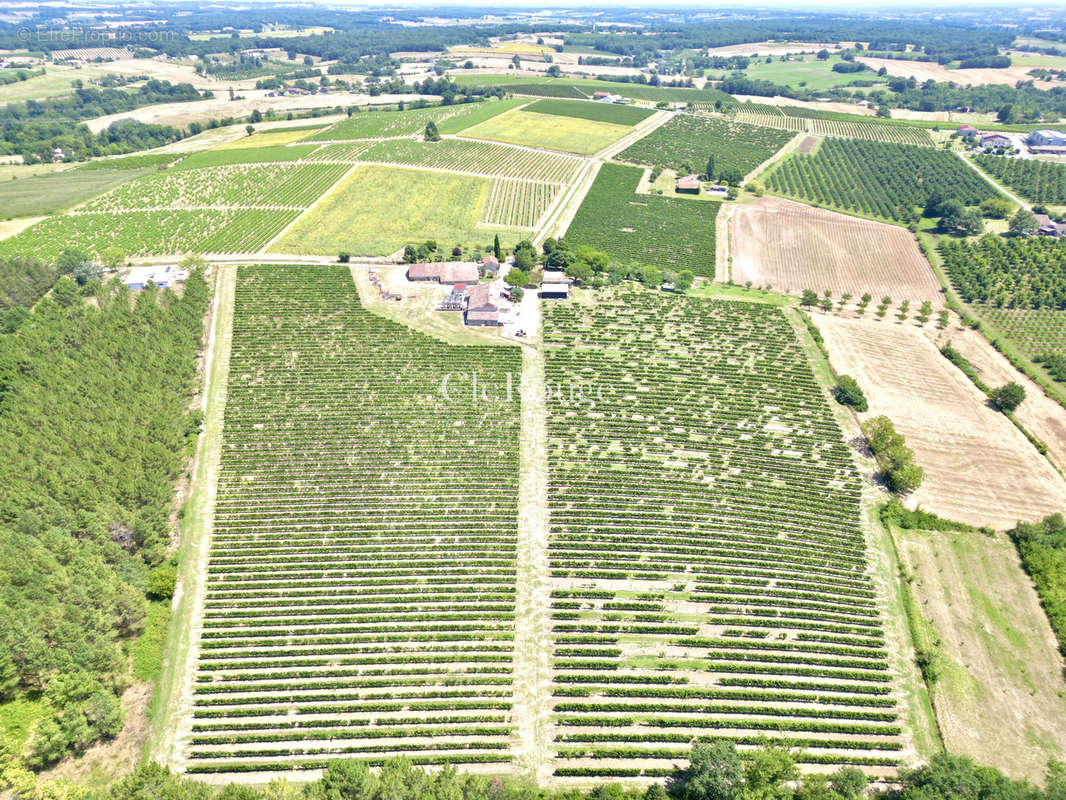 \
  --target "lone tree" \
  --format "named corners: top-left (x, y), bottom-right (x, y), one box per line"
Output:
top-left (674, 269), bottom-right (695, 292)
top-left (989, 381), bottom-right (1026, 412)
top-left (705, 154), bottom-right (715, 181)
top-left (834, 375), bottom-right (868, 411)
top-left (800, 289), bottom-right (818, 308)
top-left (424, 120), bottom-right (441, 142)
top-left (493, 234), bottom-right (502, 261)
top-left (1009, 208), bottom-right (1039, 236)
